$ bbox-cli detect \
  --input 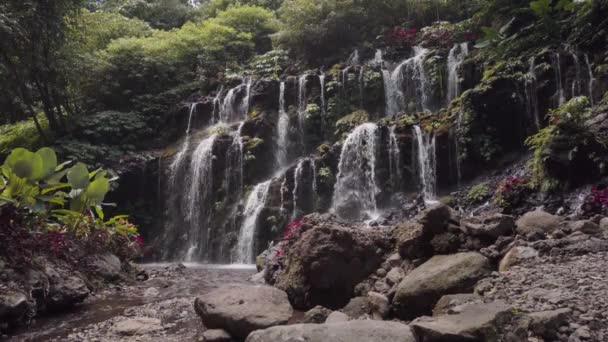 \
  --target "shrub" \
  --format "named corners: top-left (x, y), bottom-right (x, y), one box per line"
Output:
top-left (466, 183), bottom-right (490, 203)
top-left (493, 176), bottom-right (529, 210)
